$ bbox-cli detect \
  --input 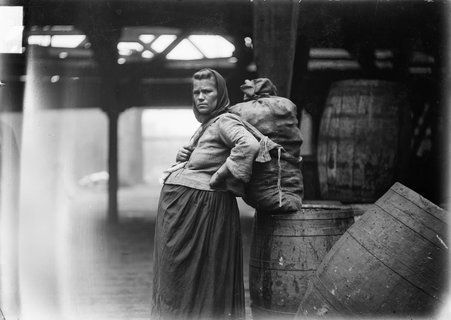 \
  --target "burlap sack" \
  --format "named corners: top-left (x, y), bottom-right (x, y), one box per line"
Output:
top-left (229, 78), bottom-right (304, 213)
